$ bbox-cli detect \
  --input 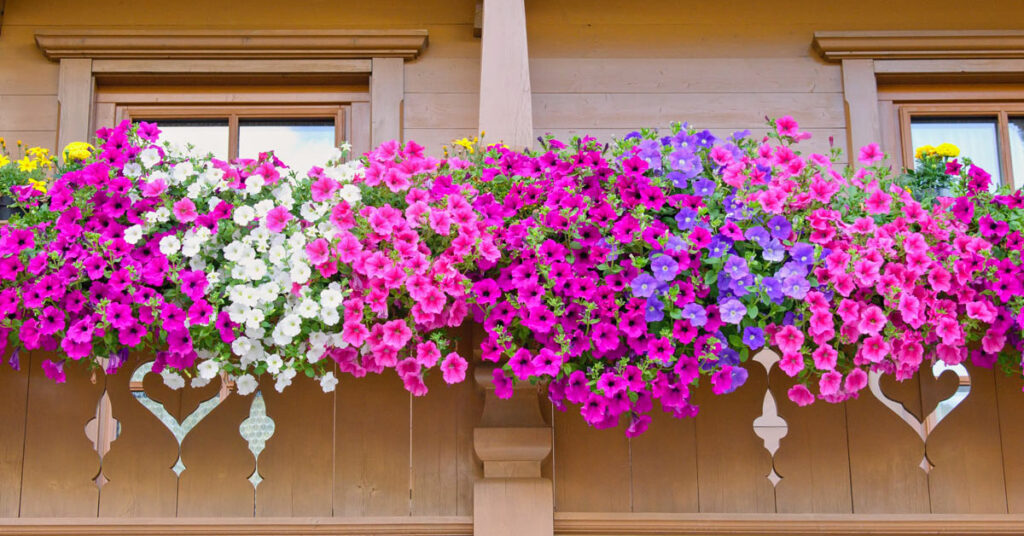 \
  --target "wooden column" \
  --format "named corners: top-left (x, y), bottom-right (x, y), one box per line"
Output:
top-left (840, 59), bottom-right (880, 162)
top-left (473, 366), bottom-right (553, 536)
top-left (478, 0), bottom-right (534, 150)
top-left (57, 58), bottom-right (94, 152)
top-left (370, 57), bottom-right (404, 147)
